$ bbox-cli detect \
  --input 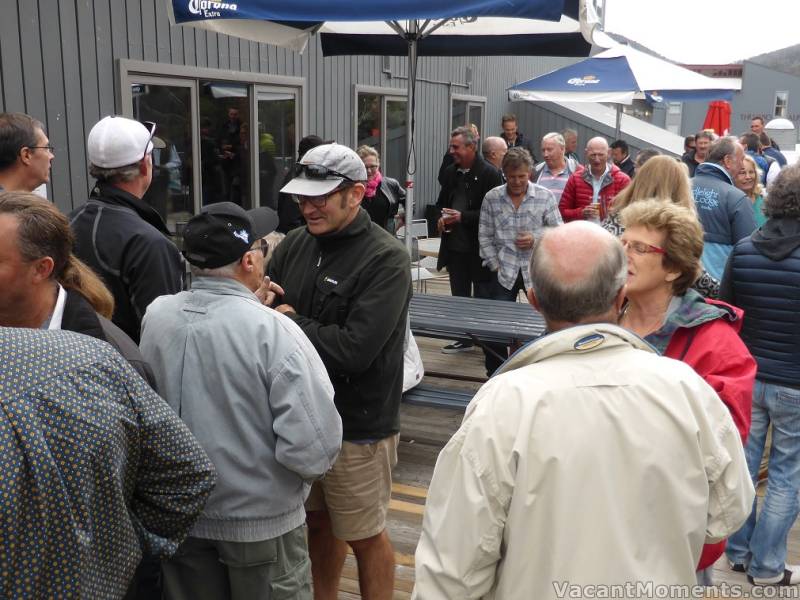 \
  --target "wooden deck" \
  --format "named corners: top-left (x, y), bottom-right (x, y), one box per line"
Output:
top-left (341, 277), bottom-right (800, 598)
